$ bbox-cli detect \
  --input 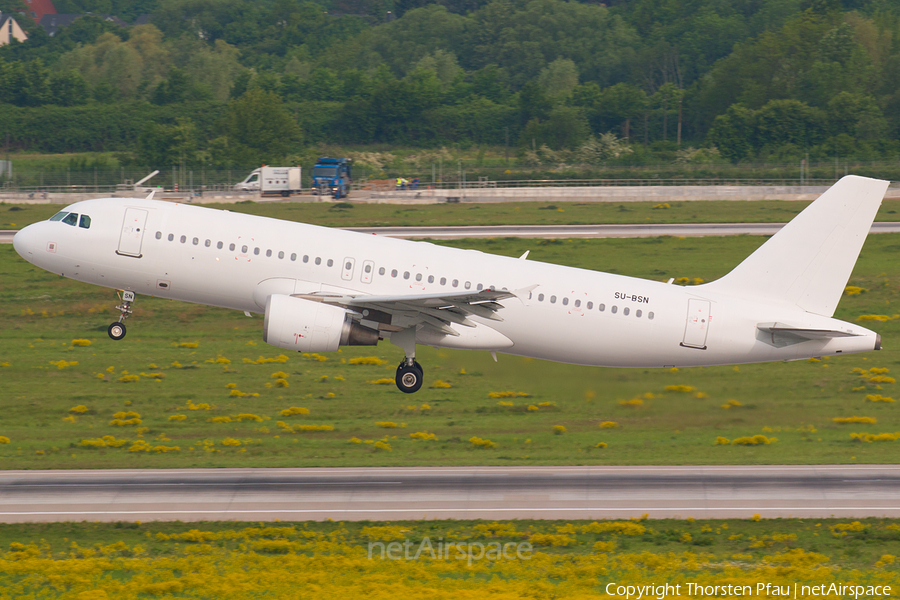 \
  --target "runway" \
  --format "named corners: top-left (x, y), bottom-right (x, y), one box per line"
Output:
top-left (344, 222), bottom-right (900, 239)
top-left (5, 223), bottom-right (900, 244)
top-left (2, 465), bottom-right (898, 523)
